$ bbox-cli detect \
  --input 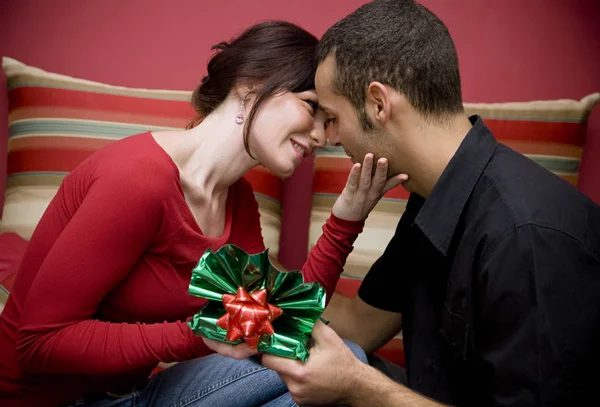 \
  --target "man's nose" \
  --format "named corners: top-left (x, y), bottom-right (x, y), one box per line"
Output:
top-left (327, 129), bottom-right (342, 147)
